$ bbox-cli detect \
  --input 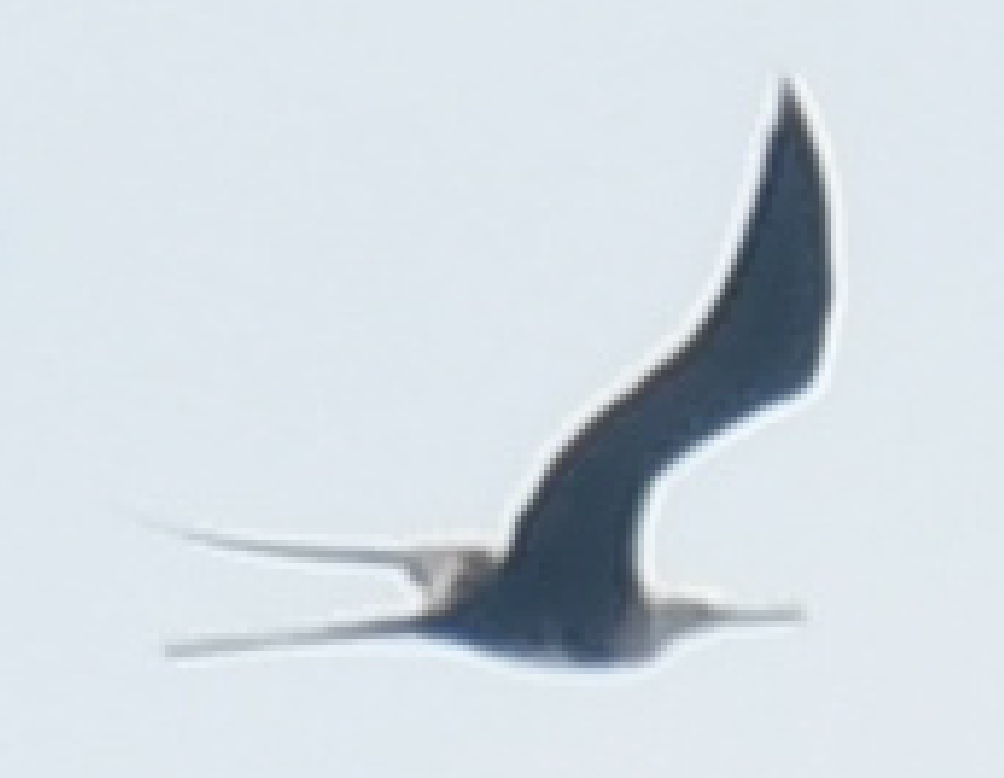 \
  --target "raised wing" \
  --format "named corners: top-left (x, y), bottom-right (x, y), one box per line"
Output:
top-left (497, 81), bottom-right (834, 620)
